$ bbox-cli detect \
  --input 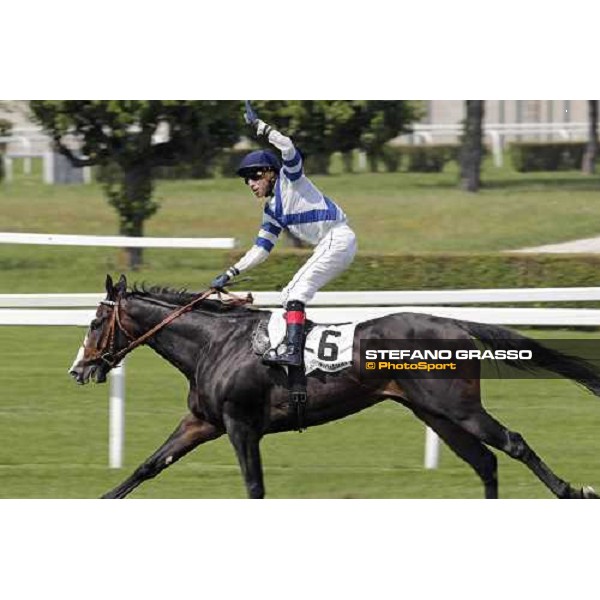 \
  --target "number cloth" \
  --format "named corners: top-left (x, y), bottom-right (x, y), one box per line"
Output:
top-left (267, 313), bottom-right (356, 374)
